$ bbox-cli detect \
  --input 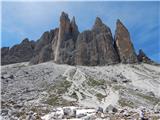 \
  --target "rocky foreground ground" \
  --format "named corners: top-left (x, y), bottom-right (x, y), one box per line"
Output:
top-left (1, 62), bottom-right (160, 120)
